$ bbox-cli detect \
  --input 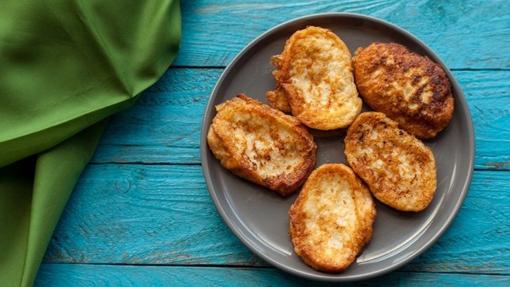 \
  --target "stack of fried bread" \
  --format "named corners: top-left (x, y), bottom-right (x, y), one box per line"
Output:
top-left (207, 26), bottom-right (454, 272)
